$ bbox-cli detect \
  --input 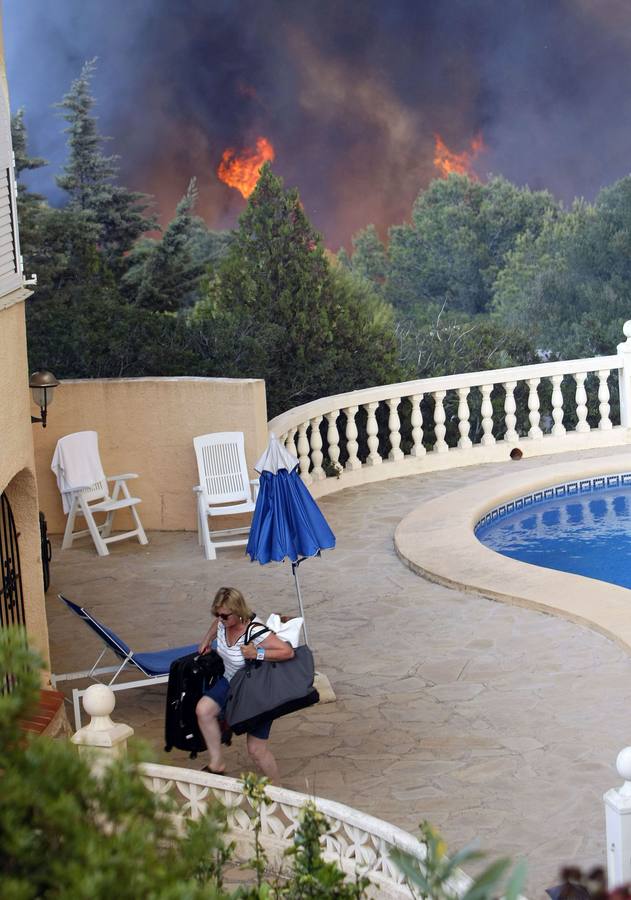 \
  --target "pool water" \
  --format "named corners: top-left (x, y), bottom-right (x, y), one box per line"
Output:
top-left (475, 482), bottom-right (631, 590)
